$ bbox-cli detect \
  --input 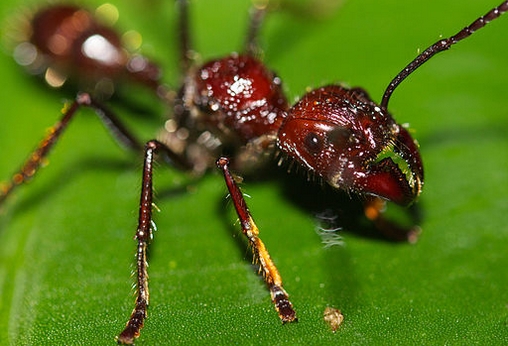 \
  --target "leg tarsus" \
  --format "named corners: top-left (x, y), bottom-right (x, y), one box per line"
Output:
top-left (271, 284), bottom-right (297, 323)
